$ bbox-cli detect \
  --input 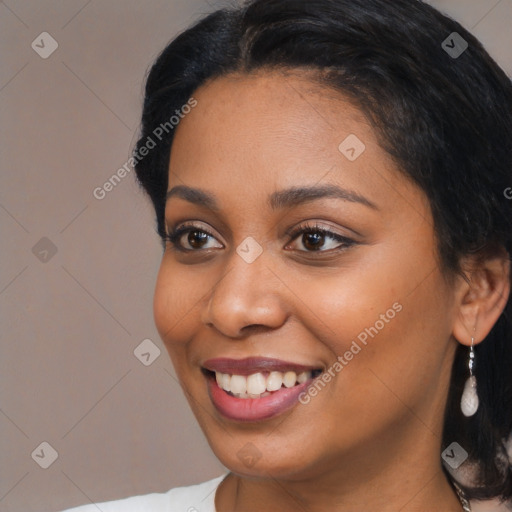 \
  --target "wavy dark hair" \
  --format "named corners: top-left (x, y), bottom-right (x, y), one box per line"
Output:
top-left (133, 0), bottom-right (512, 502)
